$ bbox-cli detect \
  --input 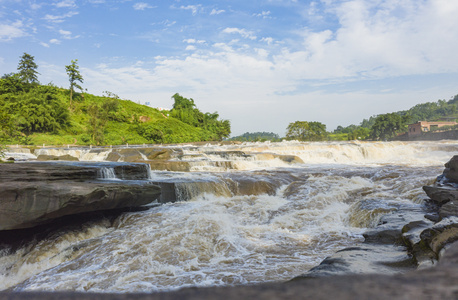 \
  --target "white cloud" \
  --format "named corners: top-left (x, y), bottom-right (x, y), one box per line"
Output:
top-left (0, 20), bottom-right (26, 41)
top-left (49, 38), bottom-right (61, 44)
top-left (254, 11), bottom-right (271, 19)
top-left (133, 2), bottom-right (154, 10)
top-left (58, 29), bottom-right (79, 39)
top-left (43, 0), bottom-right (458, 135)
top-left (222, 27), bottom-right (257, 40)
top-left (30, 3), bottom-right (42, 10)
top-left (179, 5), bottom-right (202, 15)
top-left (210, 8), bottom-right (225, 15)
top-left (43, 11), bottom-right (79, 23)
top-left (183, 38), bottom-right (205, 44)
top-left (260, 37), bottom-right (274, 45)
top-left (55, 0), bottom-right (77, 8)
top-left (59, 29), bottom-right (71, 36)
